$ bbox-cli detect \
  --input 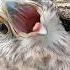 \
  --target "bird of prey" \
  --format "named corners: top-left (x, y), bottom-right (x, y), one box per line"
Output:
top-left (0, 0), bottom-right (70, 70)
